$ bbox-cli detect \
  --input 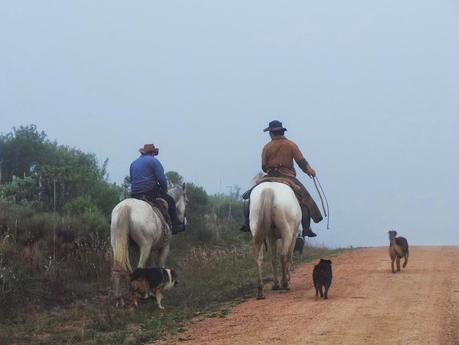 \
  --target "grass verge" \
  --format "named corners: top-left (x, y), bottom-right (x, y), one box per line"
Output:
top-left (0, 243), bottom-right (345, 345)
